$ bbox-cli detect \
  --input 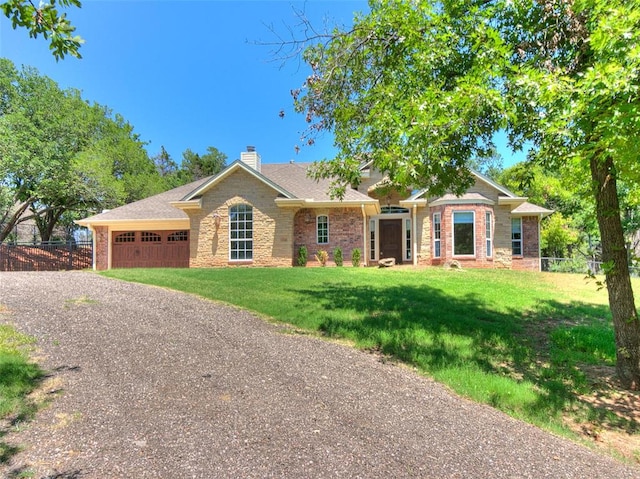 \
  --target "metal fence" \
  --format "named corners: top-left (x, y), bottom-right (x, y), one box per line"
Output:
top-left (0, 240), bottom-right (93, 272)
top-left (541, 257), bottom-right (640, 277)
